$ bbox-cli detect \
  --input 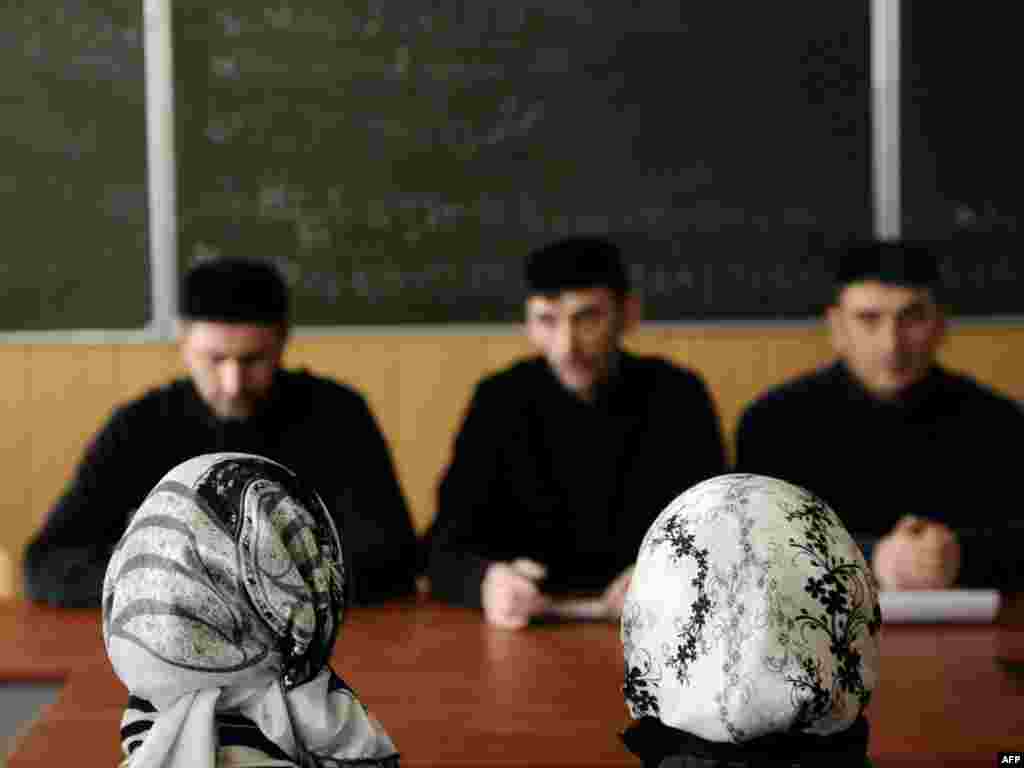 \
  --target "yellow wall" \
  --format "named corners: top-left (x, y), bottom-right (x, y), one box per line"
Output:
top-left (3, 323), bottom-right (1022, 595)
